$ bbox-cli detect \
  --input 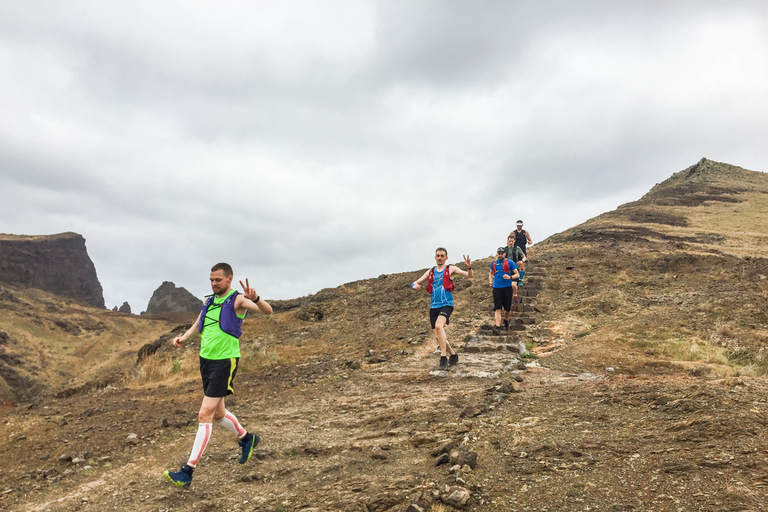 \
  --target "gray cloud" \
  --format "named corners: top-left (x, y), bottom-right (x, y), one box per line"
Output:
top-left (1, 1), bottom-right (767, 310)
